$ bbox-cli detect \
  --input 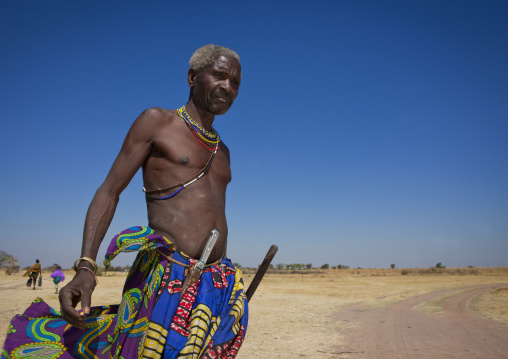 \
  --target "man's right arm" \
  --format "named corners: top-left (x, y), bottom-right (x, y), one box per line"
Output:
top-left (59, 108), bottom-right (167, 328)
